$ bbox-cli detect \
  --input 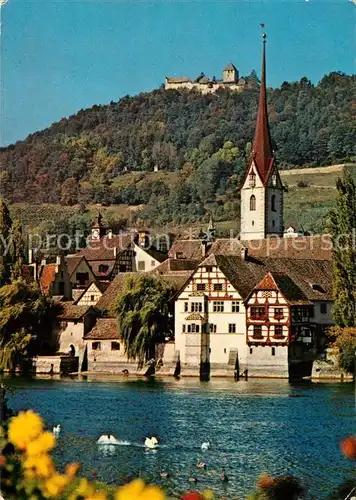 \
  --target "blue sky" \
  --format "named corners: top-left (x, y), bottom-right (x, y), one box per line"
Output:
top-left (1, 0), bottom-right (354, 146)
